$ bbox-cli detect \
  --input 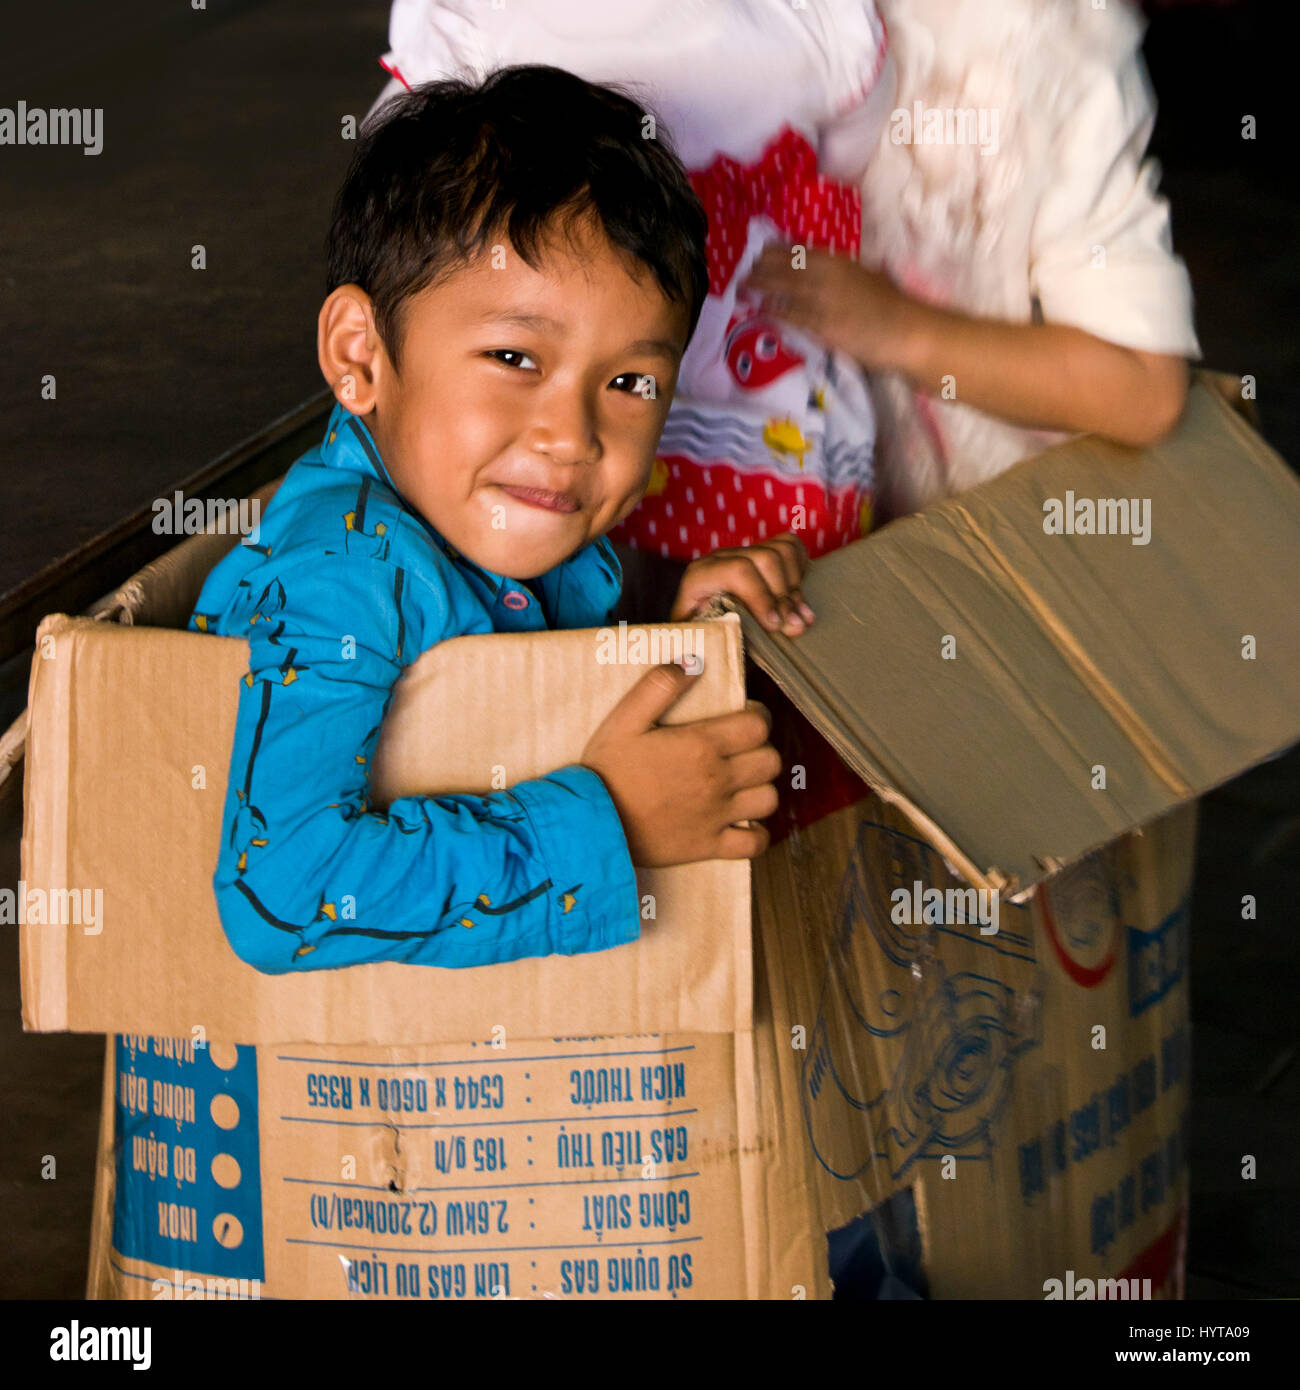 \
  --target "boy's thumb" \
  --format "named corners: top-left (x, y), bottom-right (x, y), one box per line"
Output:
top-left (617, 659), bottom-right (702, 732)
